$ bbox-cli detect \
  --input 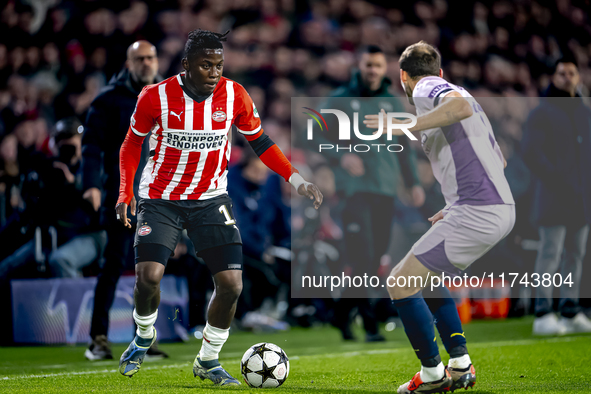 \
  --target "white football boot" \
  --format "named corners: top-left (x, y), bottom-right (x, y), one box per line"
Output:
top-left (533, 313), bottom-right (567, 336)
top-left (560, 312), bottom-right (591, 334)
